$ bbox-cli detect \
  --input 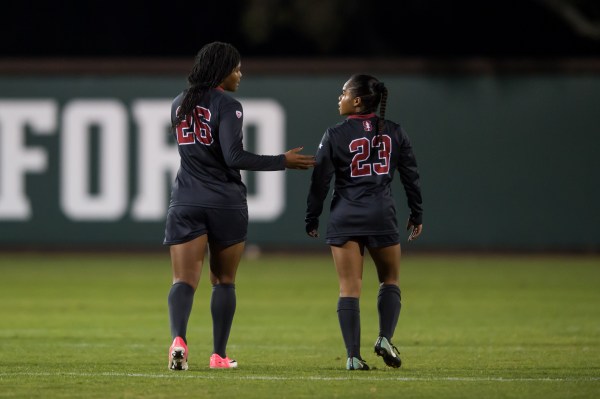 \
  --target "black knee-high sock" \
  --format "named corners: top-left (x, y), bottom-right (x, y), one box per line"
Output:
top-left (377, 284), bottom-right (401, 340)
top-left (168, 282), bottom-right (195, 342)
top-left (337, 297), bottom-right (361, 358)
top-left (211, 284), bottom-right (236, 358)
